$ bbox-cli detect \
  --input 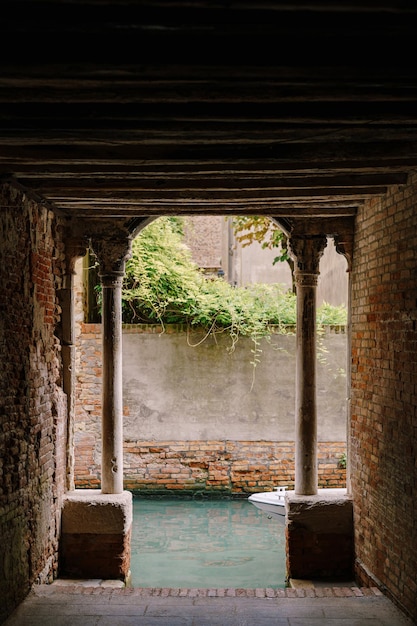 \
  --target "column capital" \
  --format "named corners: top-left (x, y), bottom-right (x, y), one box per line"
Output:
top-left (288, 234), bottom-right (327, 284)
top-left (90, 236), bottom-right (133, 279)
